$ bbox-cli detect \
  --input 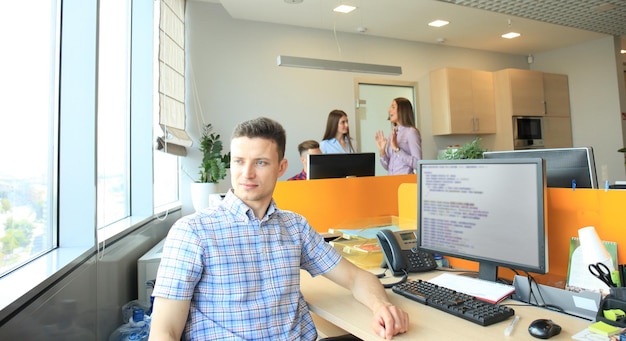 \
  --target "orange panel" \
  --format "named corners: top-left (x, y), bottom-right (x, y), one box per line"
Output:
top-left (273, 174), bottom-right (416, 232)
top-left (398, 185), bottom-right (626, 281)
